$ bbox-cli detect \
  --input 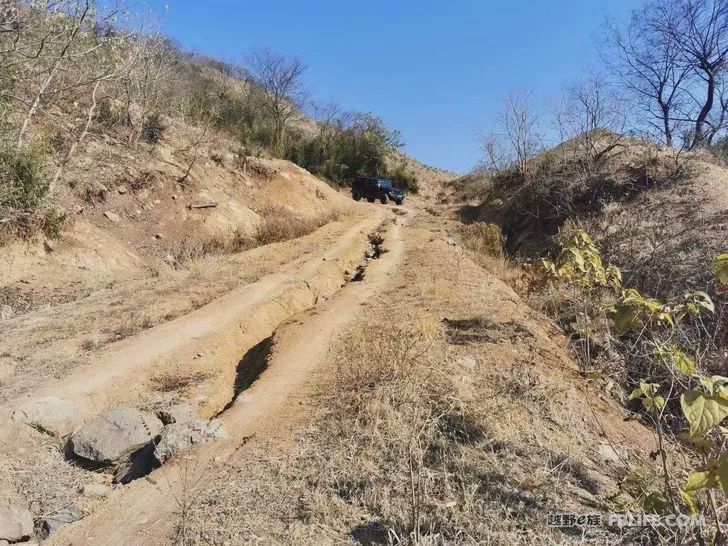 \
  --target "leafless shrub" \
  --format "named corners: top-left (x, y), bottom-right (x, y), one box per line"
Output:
top-left (244, 48), bottom-right (307, 155)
